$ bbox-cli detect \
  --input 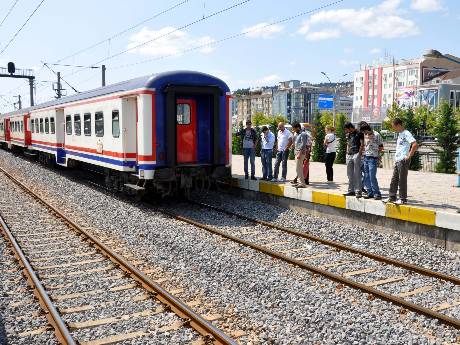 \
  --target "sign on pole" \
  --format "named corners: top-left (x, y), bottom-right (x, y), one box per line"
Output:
top-left (318, 94), bottom-right (334, 110)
